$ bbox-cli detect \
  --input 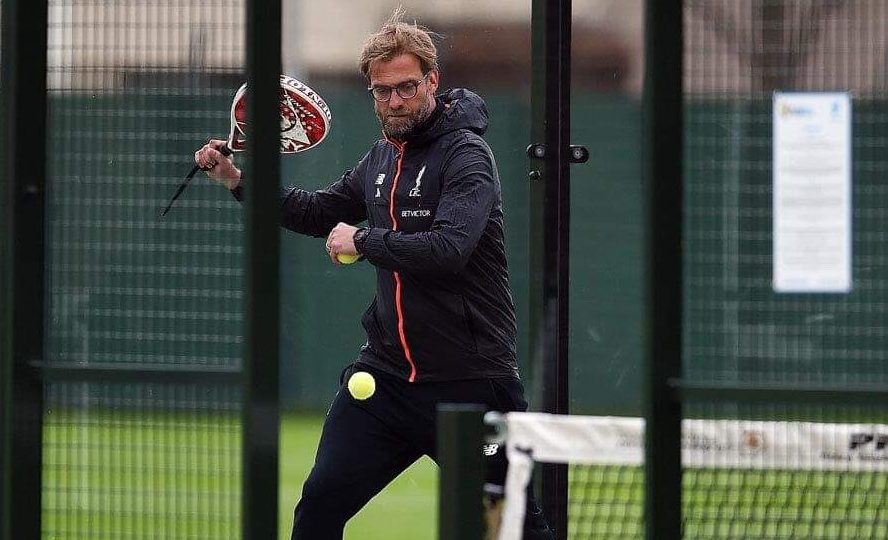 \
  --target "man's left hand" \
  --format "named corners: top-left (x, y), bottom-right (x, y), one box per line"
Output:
top-left (326, 223), bottom-right (360, 265)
